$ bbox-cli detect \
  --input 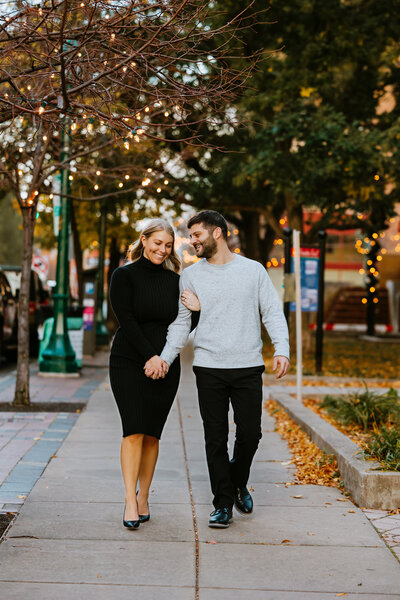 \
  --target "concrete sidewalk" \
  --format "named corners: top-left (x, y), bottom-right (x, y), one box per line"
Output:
top-left (0, 347), bottom-right (399, 599)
